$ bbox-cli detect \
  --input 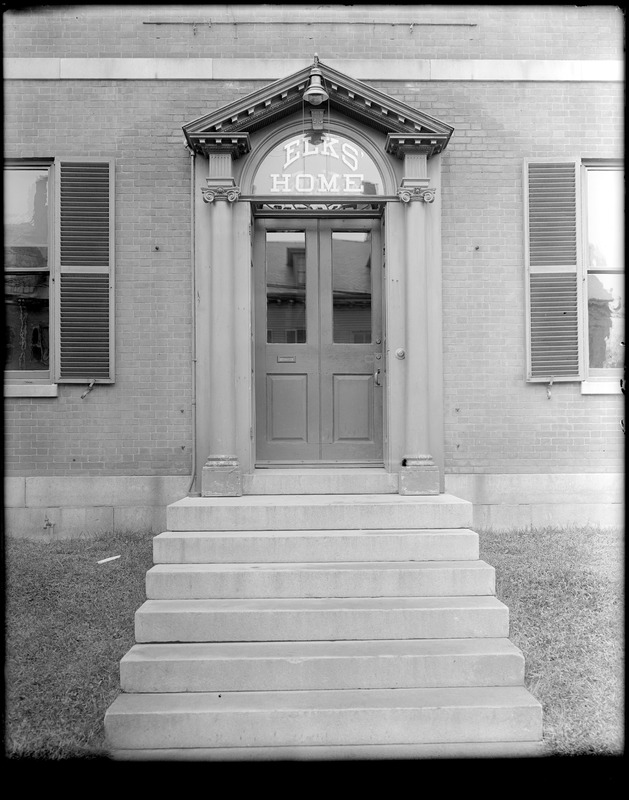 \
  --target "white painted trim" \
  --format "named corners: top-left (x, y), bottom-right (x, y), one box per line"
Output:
top-left (3, 58), bottom-right (623, 82)
top-left (5, 383), bottom-right (59, 397)
top-left (581, 379), bottom-right (623, 395)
